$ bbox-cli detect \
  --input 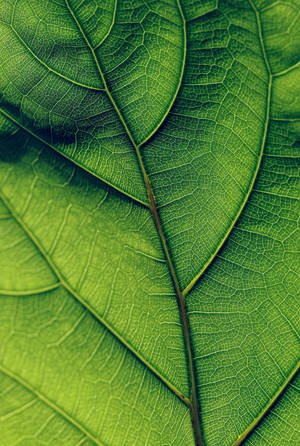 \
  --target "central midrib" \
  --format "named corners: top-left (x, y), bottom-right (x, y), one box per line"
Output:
top-left (64, 1), bottom-right (204, 445)
top-left (59, 2), bottom-right (298, 446)
top-left (0, 1), bottom-right (296, 445)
